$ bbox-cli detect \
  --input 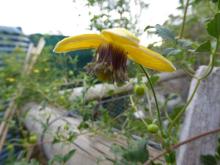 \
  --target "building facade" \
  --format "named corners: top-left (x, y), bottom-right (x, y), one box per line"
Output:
top-left (0, 26), bottom-right (31, 53)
